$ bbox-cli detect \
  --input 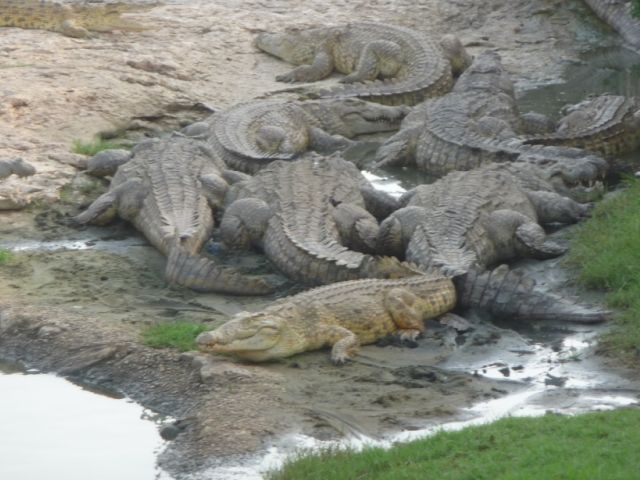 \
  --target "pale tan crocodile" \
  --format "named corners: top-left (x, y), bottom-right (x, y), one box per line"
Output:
top-left (197, 275), bottom-right (457, 364)
top-left (0, 0), bottom-right (149, 38)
